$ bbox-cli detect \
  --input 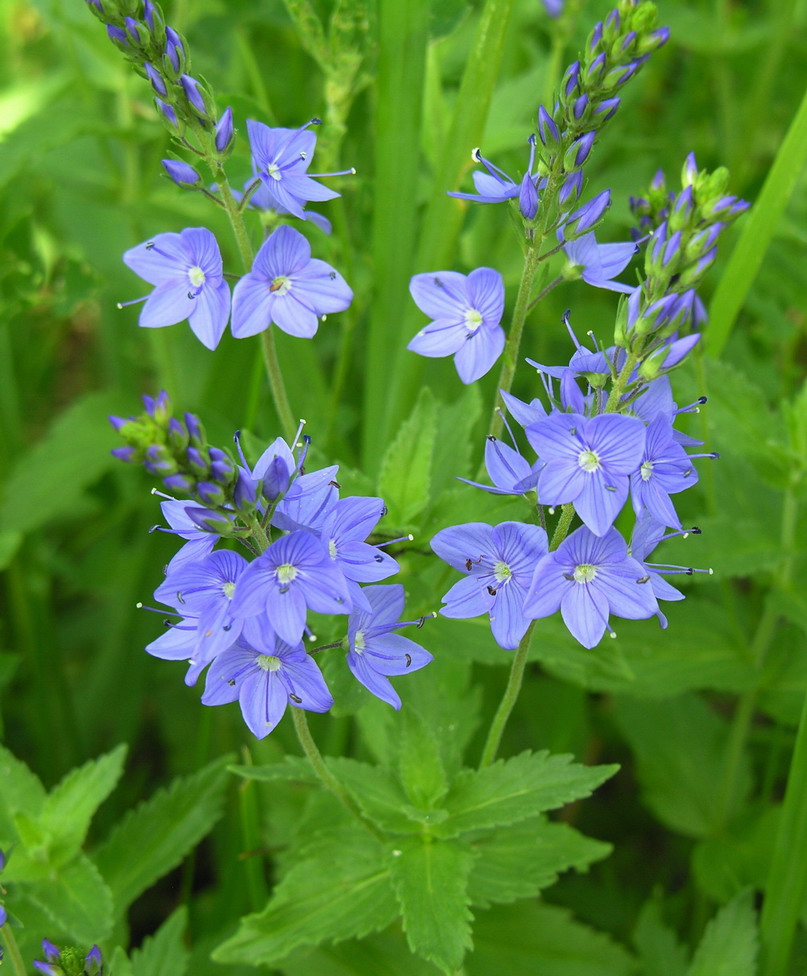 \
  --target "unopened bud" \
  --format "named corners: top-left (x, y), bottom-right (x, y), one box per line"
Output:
top-left (162, 159), bottom-right (202, 187)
